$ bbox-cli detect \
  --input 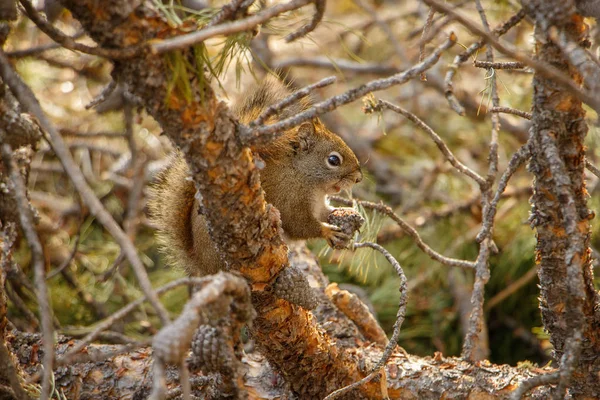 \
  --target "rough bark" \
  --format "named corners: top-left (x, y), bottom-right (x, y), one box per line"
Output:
top-left (4, 245), bottom-right (556, 400)
top-left (525, 2), bottom-right (600, 395)
top-left (0, 83), bottom-right (41, 229)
